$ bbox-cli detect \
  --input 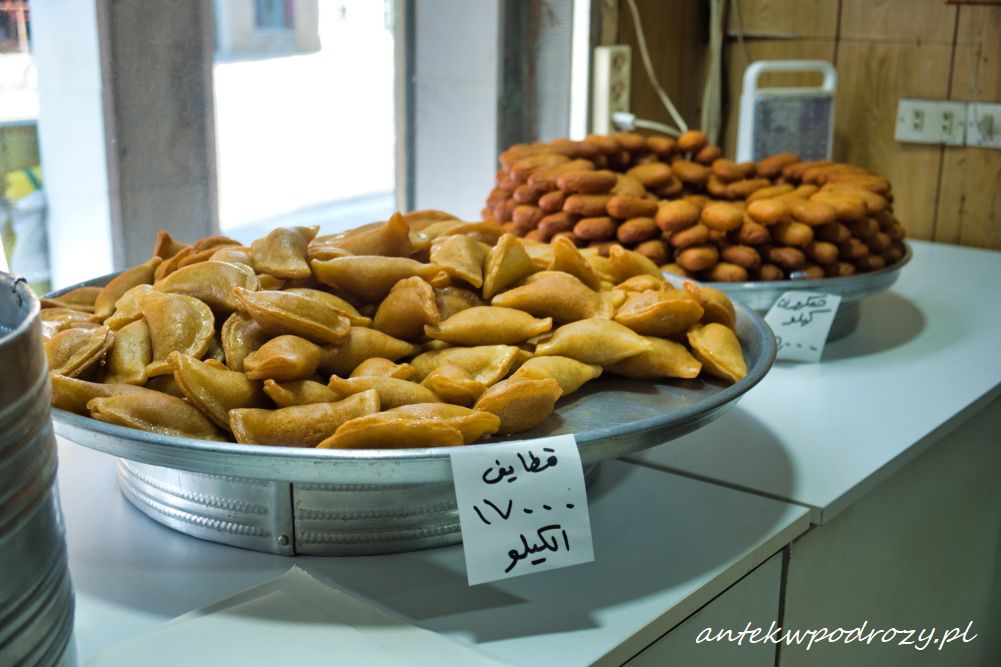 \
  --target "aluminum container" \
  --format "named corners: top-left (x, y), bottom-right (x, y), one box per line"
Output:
top-left (48, 275), bottom-right (775, 556)
top-left (0, 272), bottom-right (74, 666)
